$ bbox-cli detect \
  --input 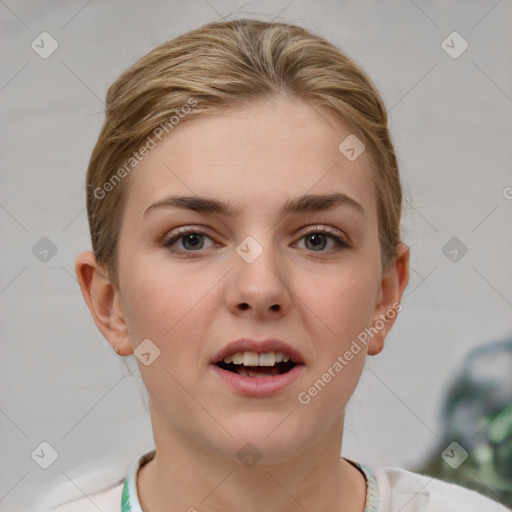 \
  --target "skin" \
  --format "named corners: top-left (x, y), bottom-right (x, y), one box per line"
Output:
top-left (76, 94), bottom-right (409, 512)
